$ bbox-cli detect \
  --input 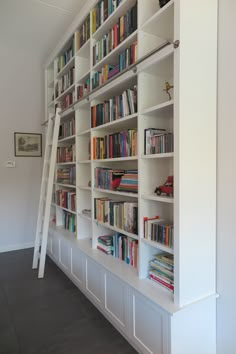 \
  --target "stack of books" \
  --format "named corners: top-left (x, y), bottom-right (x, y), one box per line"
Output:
top-left (94, 167), bottom-right (125, 190)
top-left (144, 217), bottom-right (174, 248)
top-left (97, 235), bottom-right (114, 255)
top-left (117, 169), bottom-right (138, 193)
top-left (149, 253), bottom-right (174, 292)
top-left (56, 145), bottom-right (76, 163)
top-left (57, 166), bottom-right (76, 185)
top-left (144, 128), bottom-right (174, 155)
